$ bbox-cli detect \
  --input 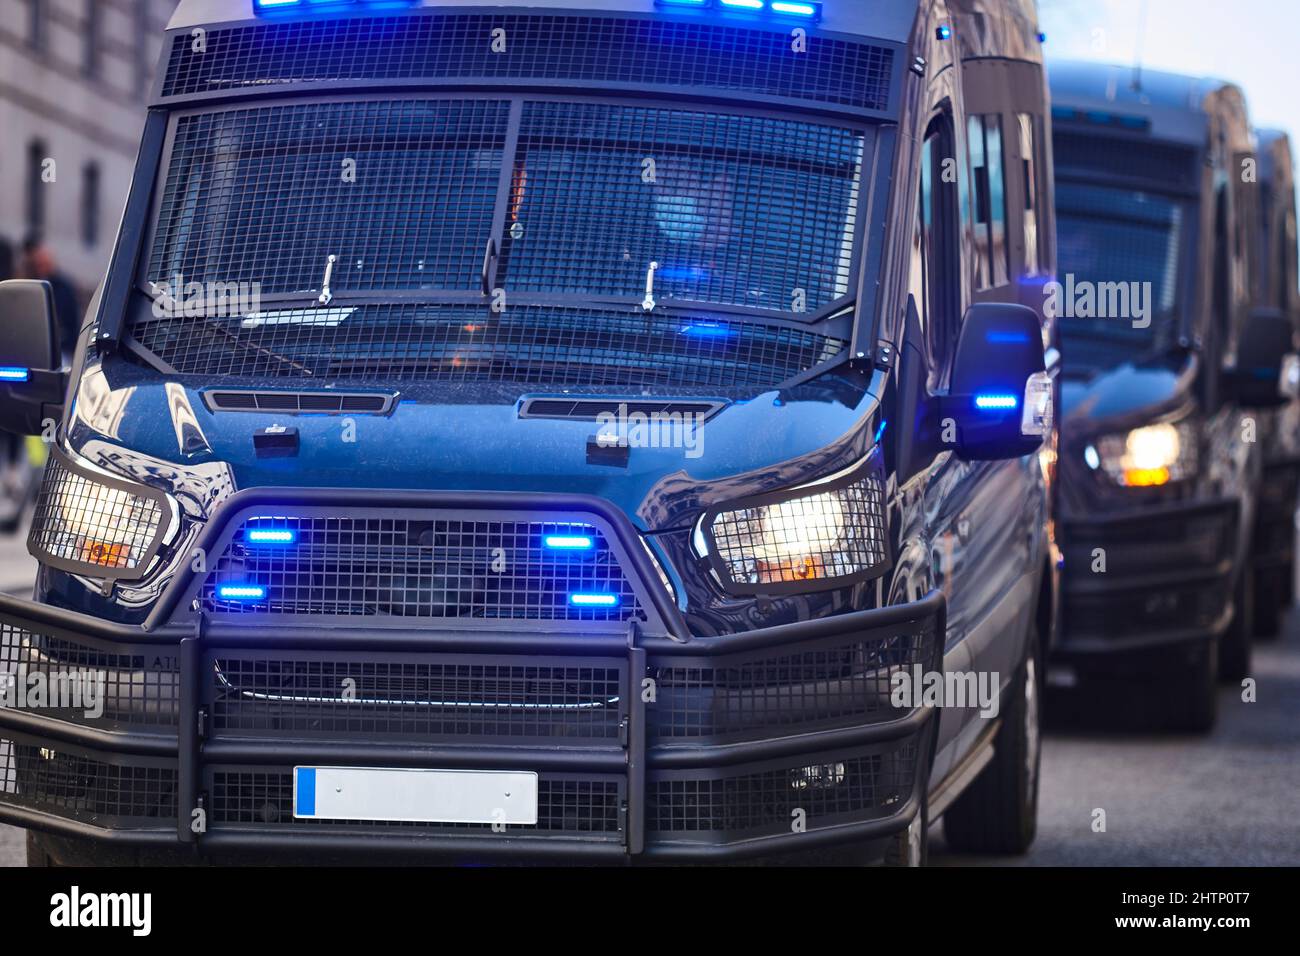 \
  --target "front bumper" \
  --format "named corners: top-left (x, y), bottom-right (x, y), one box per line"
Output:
top-left (0, 589), bottom-right (944, 864)
top-left (1055, 498), bottom-right (1238, 661)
